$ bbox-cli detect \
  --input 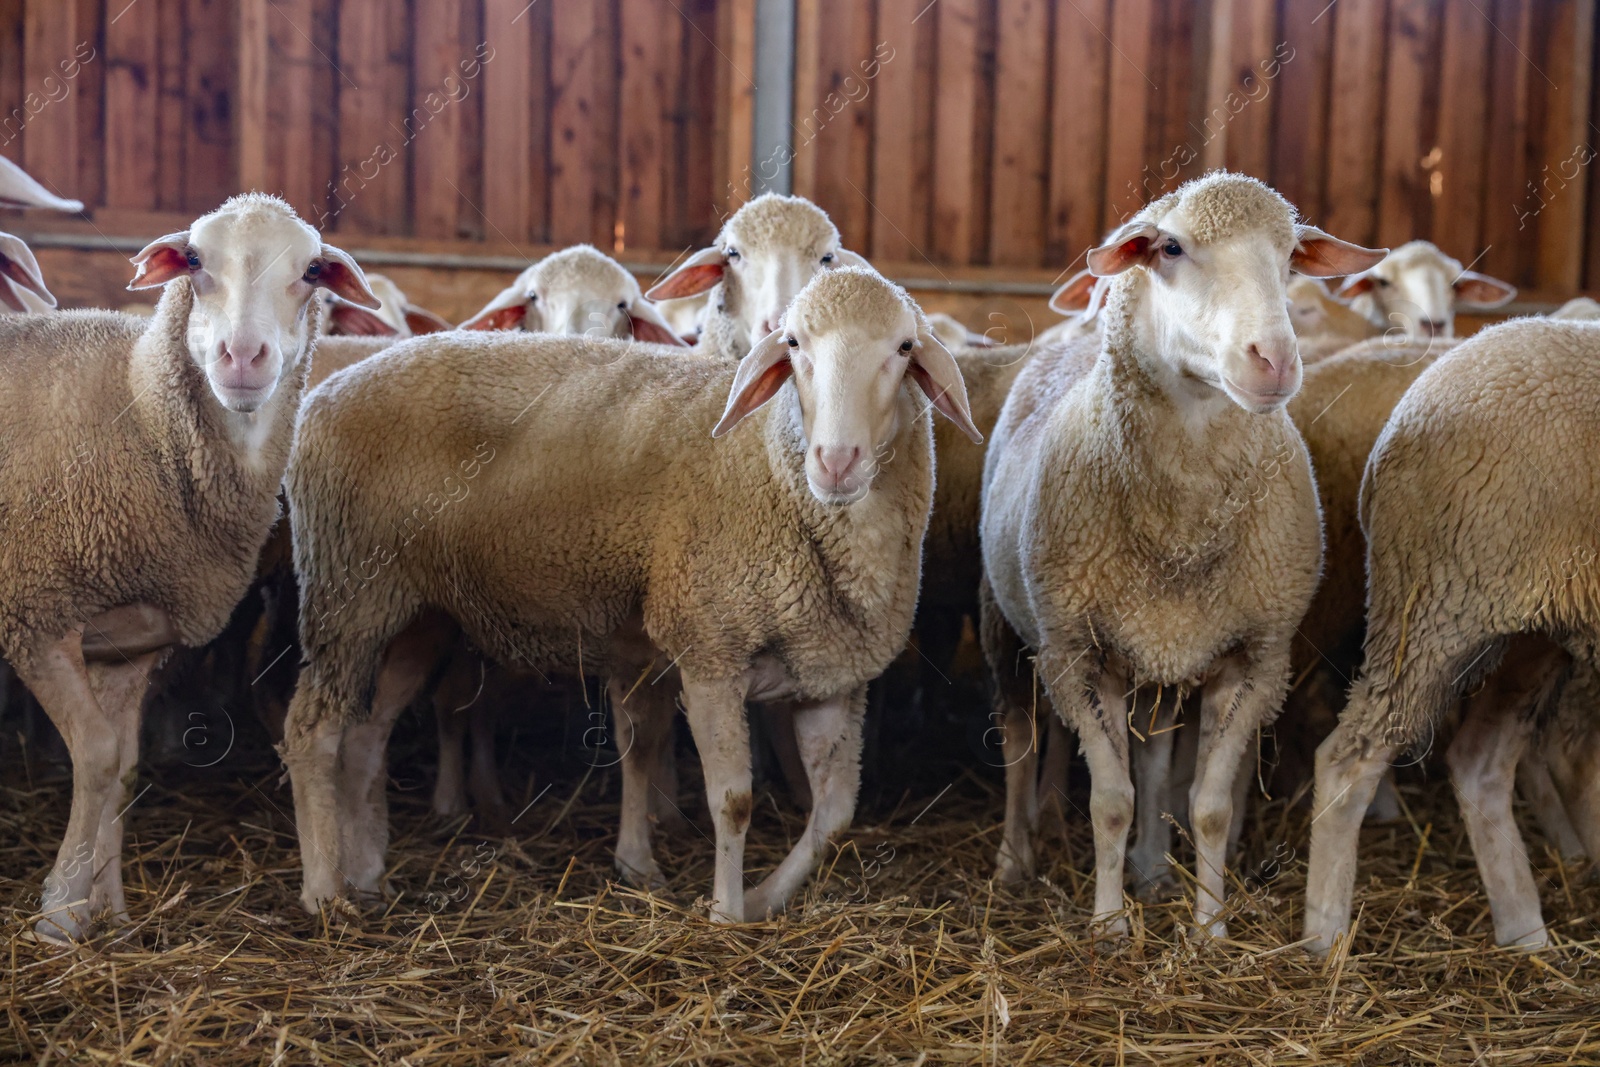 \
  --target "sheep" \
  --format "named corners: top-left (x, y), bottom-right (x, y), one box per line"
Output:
top-left (645, 192), bottom-right (870, 359)
top-left (1304, 317), bottom-right (1600, 953)
top-left (1032, 269), bottom-right (1109, 349)
top-left (0, 231), bottom-right (57, 312)
top-left (926, 311), bottom-right (996, 350)
top-left (278, 265), bottom-right (981, 922)
top-left (980, 171), bottom-right (1384, 937)
top-left (1551, 295), bottom-right (1600, 321)
top-left (318, 272), bottom-right (451, 337)
top-left (1337, 239), bottom-right (1515, 340)
top-left (0, 193), bottom-right (378, 941)
top-left (1288, 276), bottom-right (1381, 363)
top-left (460, 243), bottom-right (684, 346)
